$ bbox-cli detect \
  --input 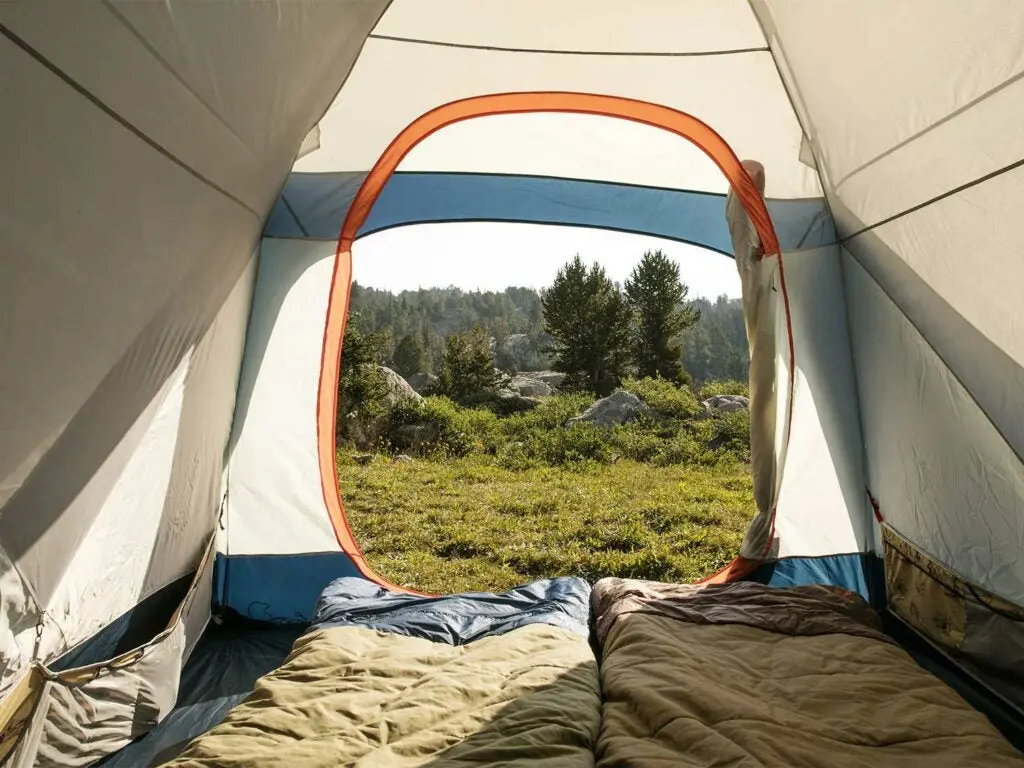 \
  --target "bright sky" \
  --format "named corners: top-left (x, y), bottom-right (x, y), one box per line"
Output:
top-left (352, 222), bottom-right (741, 299)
